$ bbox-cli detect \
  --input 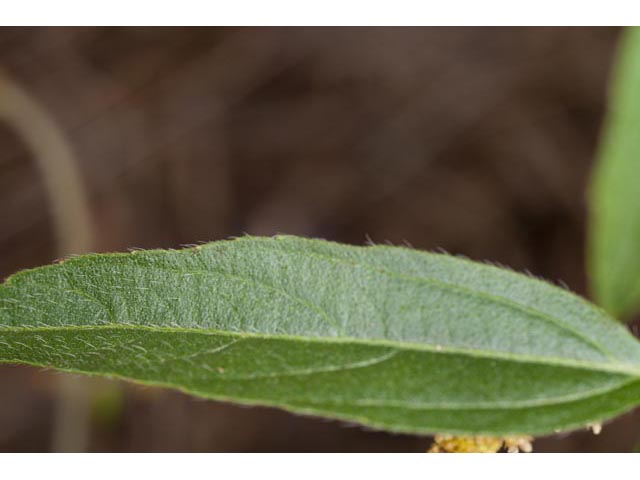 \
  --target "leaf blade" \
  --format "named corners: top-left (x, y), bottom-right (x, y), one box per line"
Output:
top-left (2, 235), bottom-right (640, 435)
